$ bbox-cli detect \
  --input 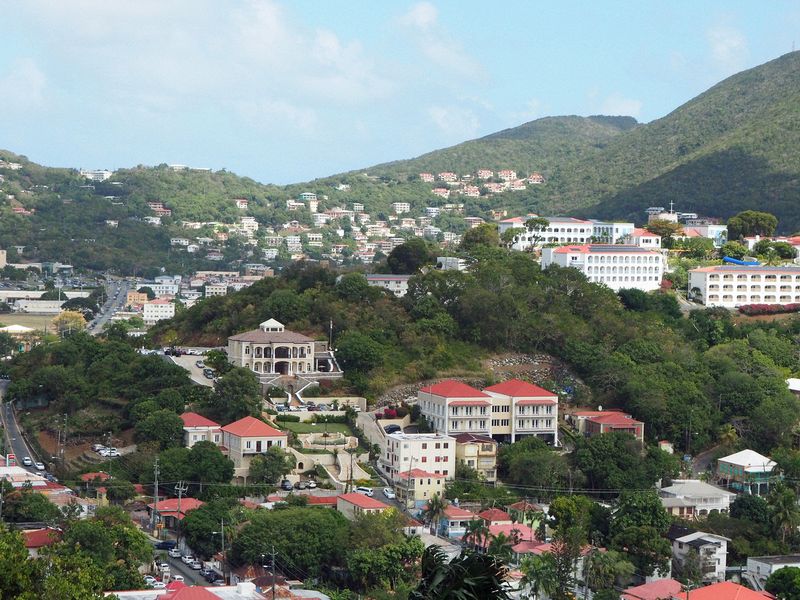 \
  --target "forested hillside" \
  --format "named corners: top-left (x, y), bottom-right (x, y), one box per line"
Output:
top-left (151, 251), bottom-right (800, 455)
